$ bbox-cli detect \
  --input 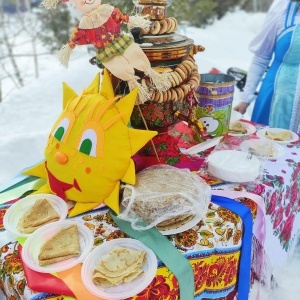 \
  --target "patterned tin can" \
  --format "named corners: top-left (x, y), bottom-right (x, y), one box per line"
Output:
top-left (196, 73), bottom-right (235, 139)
